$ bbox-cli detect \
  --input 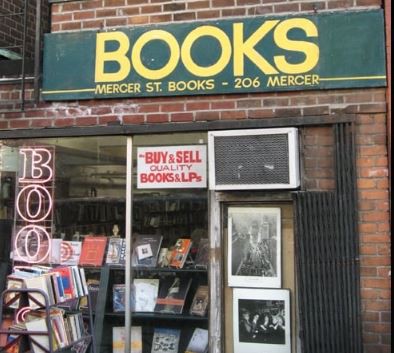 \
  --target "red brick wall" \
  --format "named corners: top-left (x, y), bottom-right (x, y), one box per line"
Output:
top-left (50, 0), bottom-right (383, 32)
top-left (357, 112), bottom-right (391, 353)
top-left (384, 0), bottom-right (391, 212)
top-left (0, 0), bottom-right (49, 59)
top-left (0, 1), bottom-right (390, 352)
